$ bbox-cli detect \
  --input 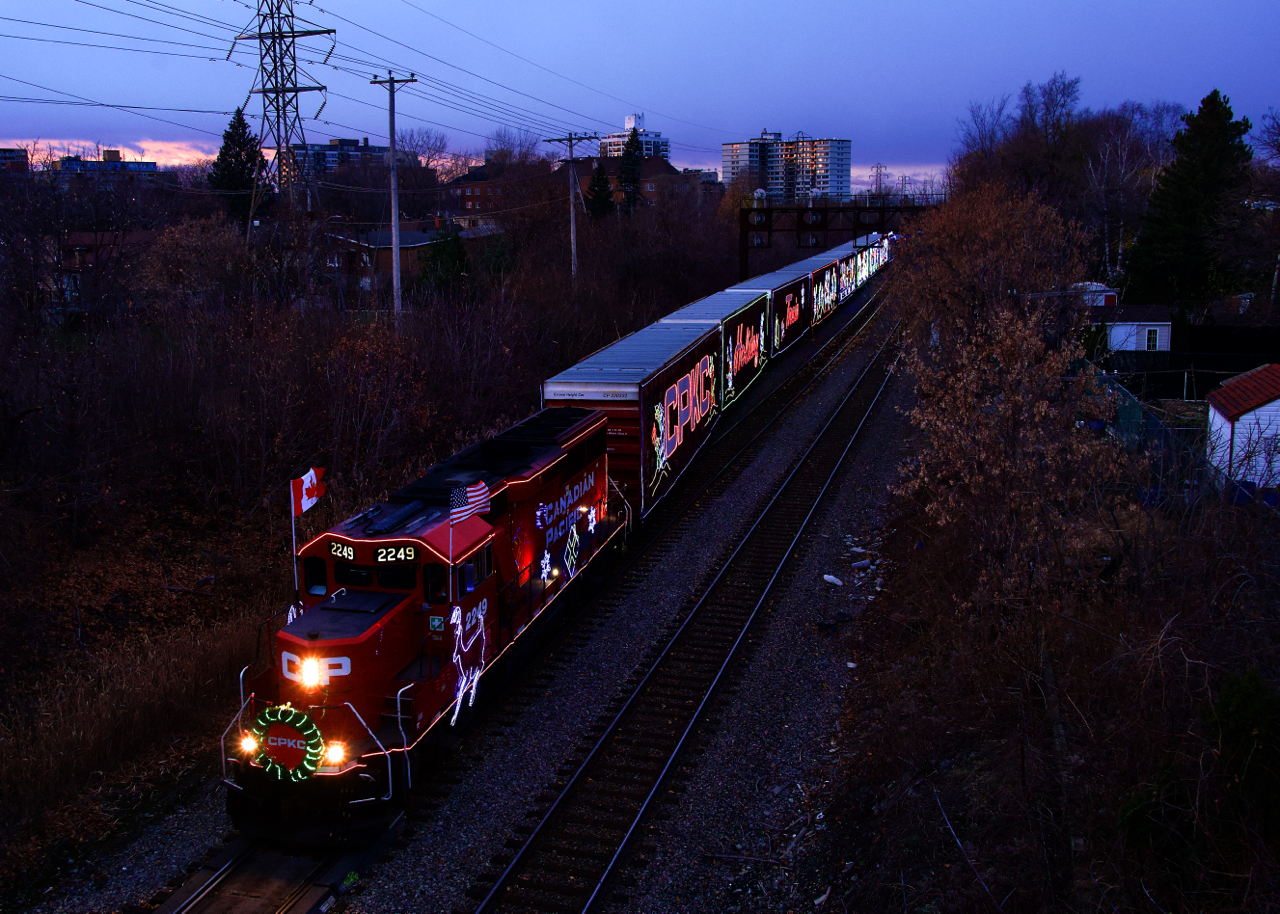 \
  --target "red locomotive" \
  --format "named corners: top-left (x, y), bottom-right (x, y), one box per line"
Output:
top-left (225, 407), bottom-right (625, 843)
